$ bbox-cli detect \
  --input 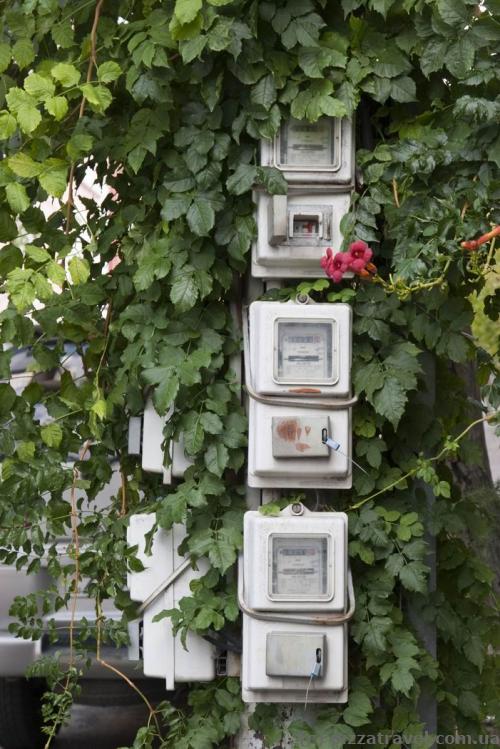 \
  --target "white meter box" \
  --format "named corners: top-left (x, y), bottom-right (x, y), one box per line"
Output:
top-left (247, 302), bottom-right (353, 489)
top-left (141, 398), bottom-right (193, 484)
top-left (127, 514), bottom-right (215, 689)
top-left (250, 302), bottom-right (352, 397)
top-left (241, 506), bottom-right (349, 703)
top-left (253, 116), bottom-right (354, 278)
